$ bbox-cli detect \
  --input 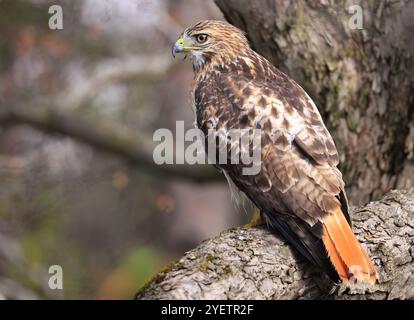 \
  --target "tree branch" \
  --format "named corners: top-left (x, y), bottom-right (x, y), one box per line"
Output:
top-left (0, 105), bottom-right (221, 183)
top-left (57, 54), bottom-right (173, 110)
top-left (136, 189), bottom-right (414, 300)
